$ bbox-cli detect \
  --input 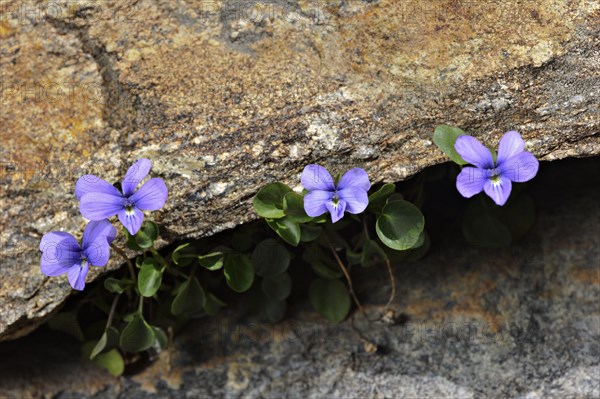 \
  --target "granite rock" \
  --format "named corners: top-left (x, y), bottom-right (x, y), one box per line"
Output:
top-left (1, 0), bottom-right (599, 340)
top-left (0, 158), bottom-right (598, 398)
